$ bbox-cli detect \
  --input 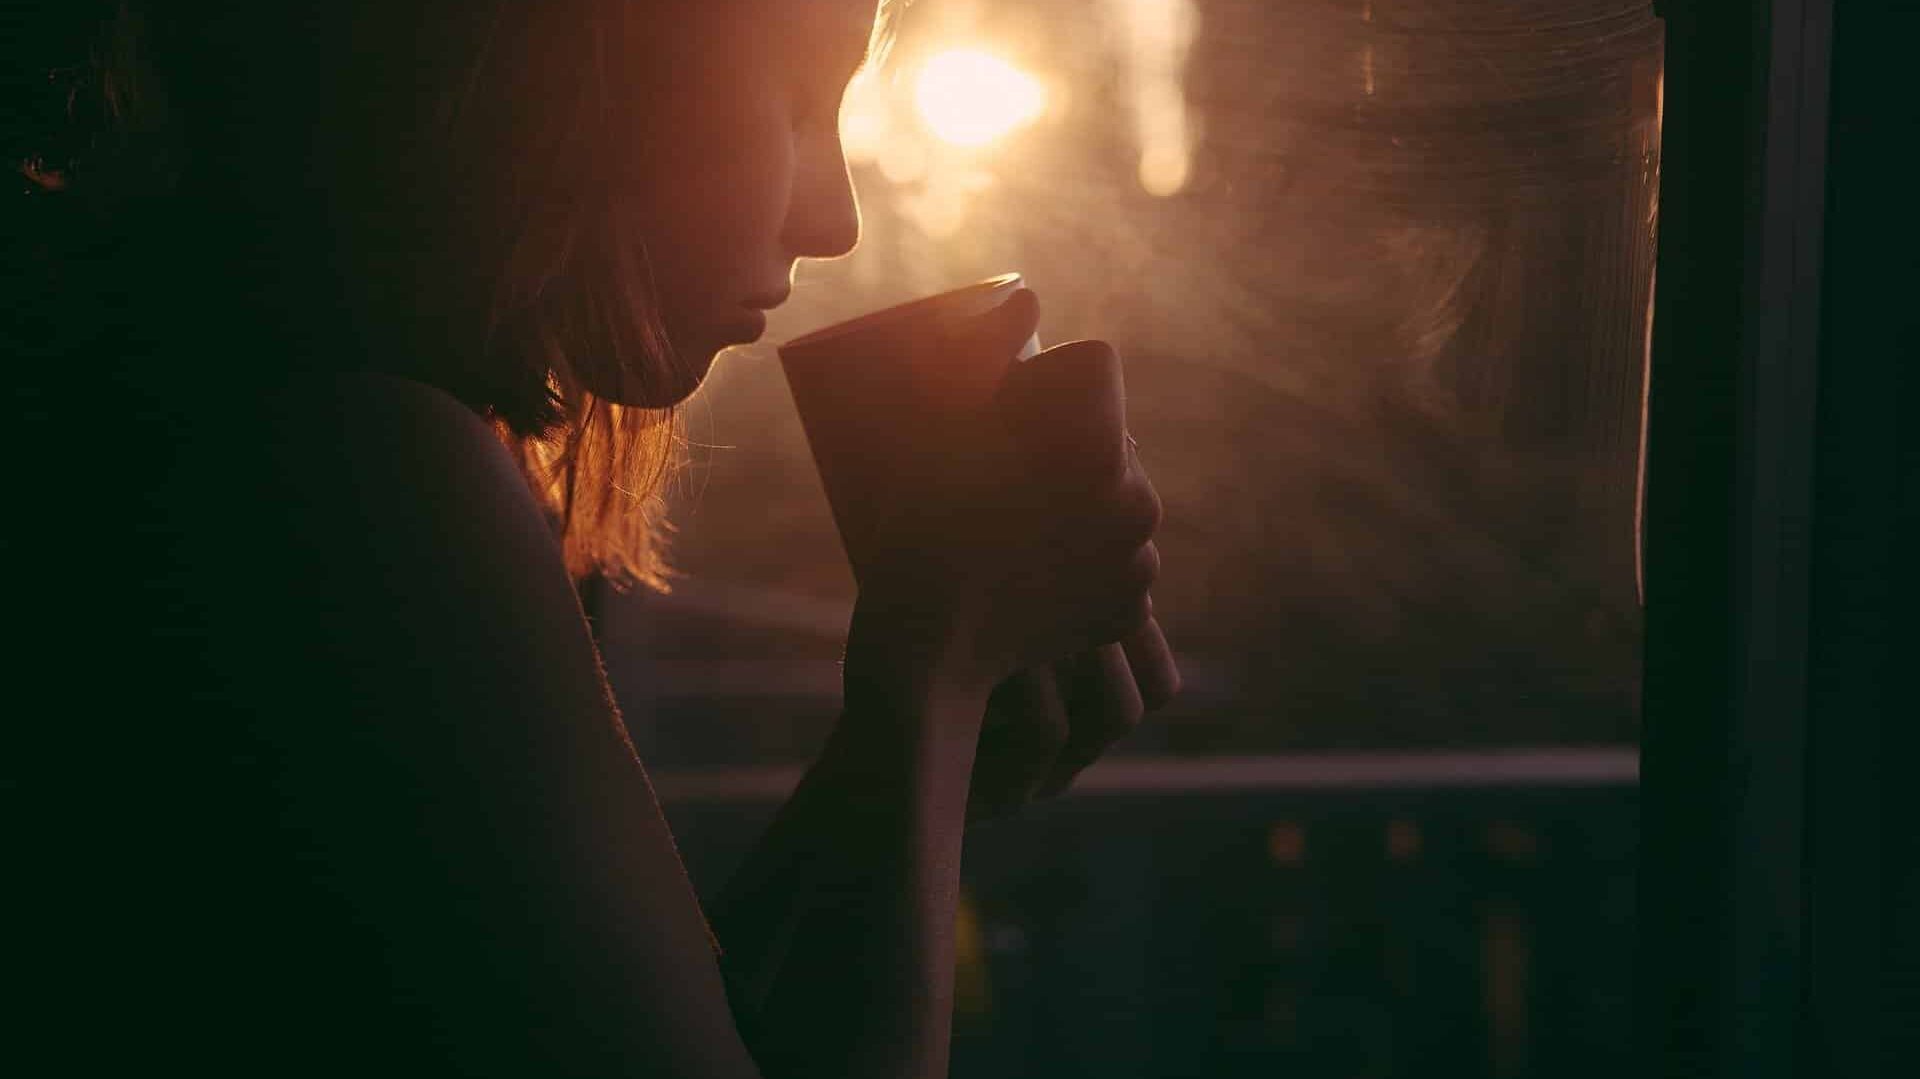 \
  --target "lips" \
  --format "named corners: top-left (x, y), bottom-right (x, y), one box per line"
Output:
top-left (743, 286), bottom-right (792, 310)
